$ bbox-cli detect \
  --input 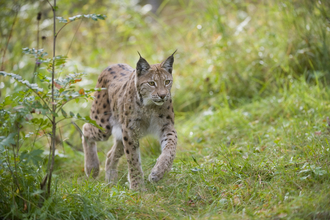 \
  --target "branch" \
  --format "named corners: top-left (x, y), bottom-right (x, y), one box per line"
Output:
top-left (56, 22), bottom-right (71, 38)
top-left (45, 0), bottom-right (53, 10)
